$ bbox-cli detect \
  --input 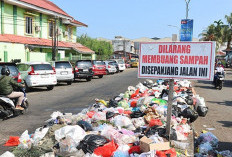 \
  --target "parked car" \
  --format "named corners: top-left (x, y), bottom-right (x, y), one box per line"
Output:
top-left (17, 62), bottom-right (57, 91)
top-left (92, 60), bottom-right (107, 78)
top-left (108, 60), bottom-right (119, 73)
top-left (104, 61), bottom-right (117, 74)
top-left (130, 58), bottom-right (139, 68)
top-left (50, 61), bottom-right (74, 85)
top-left (73, 60), bottom-right (93, 81)
top-left (112, 59), bottom-right (126, 72)
top-left (0, 62), bottom-right (22, 83)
